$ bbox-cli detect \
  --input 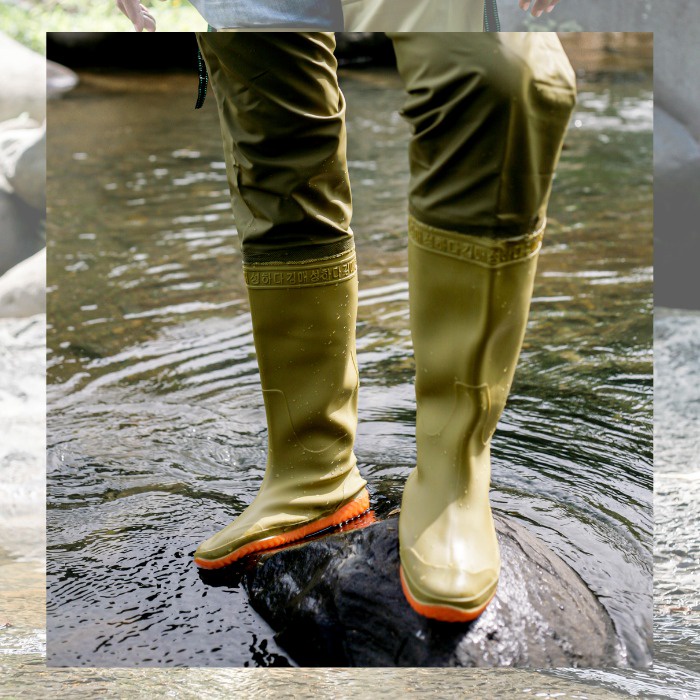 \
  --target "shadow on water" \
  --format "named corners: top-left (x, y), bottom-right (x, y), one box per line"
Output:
top-left (46, 63), bottom-right (654, 671)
